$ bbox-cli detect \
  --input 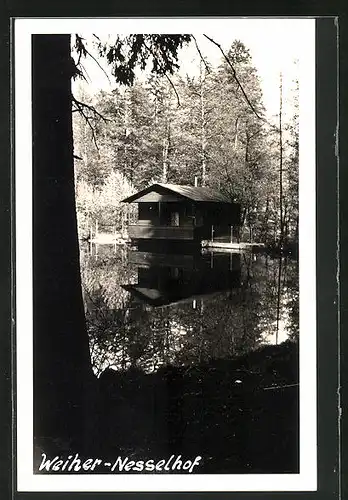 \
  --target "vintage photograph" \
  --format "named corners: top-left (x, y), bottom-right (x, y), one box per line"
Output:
top-left (15, 18), bottom-right (317, 492)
